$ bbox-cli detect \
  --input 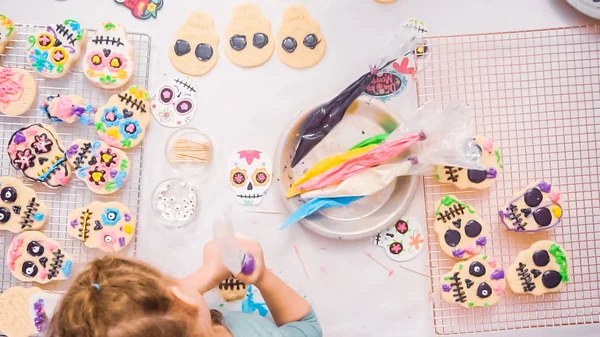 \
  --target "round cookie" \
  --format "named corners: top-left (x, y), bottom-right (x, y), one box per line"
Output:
top-left (0, 176), bottom-right (48, 233)
top-left (7, 231), bottom-right (73, 283)
top-left (169, 12), bottom-right (219, 76)
top-left (440, 255), bottom-right (506, 308)
top-left (0, 66), bottom-right (37, 116)
top-left (94, 86), bottom-right (151, 149)
top-left (218, 275), bottom-right (247, 301)
top-left (67, 201), bottom-right (136, 252)
top-left (7, 124), bottom-right (71, 188)
top-left (0, 286), bottom-right (41, 337)
top-left (40, 94), bottom-right (95, 124)
top-left (506, 240), bottom-right (570, 296)
top-left (499, 181), bottom-right (562, 232)
top-left (26, 19), bottom-right (86, 78)
top-left (84, 22), bottom-right (134, 89)
top-left (276, 5), bottom-right (326, 69)
top-left (65, 139), bottom-right (130, 194)
top-left (151, 75), bottom-right (197, 127)
top-left (433, 195), bottom-right (489, 259)
top-left (225, 3), bottom-right (275, 67)
top-left (0, 14), bottom-right (16, 54)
